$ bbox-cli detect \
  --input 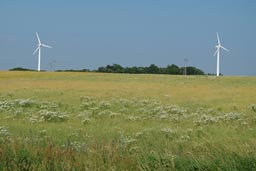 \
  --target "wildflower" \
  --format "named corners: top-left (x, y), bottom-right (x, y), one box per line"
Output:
top-left (0, 126), bottom-right (11, 138)
top-left (82, 118), bottom-right (91, 124)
